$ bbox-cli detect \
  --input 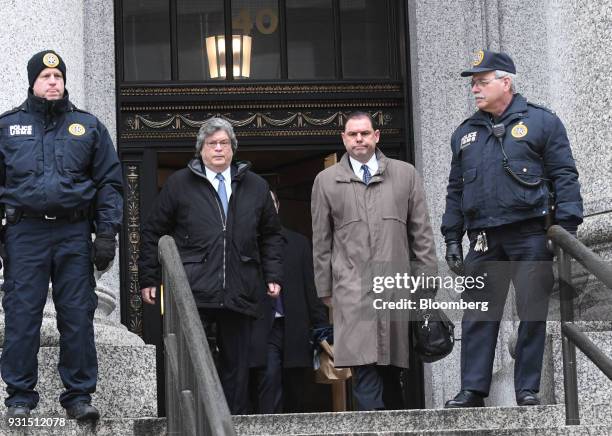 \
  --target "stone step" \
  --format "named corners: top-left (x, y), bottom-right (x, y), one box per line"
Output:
top-left (258, 426), bottom-right (612, 436)
top-left (0, 344), bottom-right (158, 419)
top-left (235, 403), bottom-right (612, 435)
top-left (0, 417), bottom-right (166, 436)
top-left (234, 405), bottom-right (570, 435)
